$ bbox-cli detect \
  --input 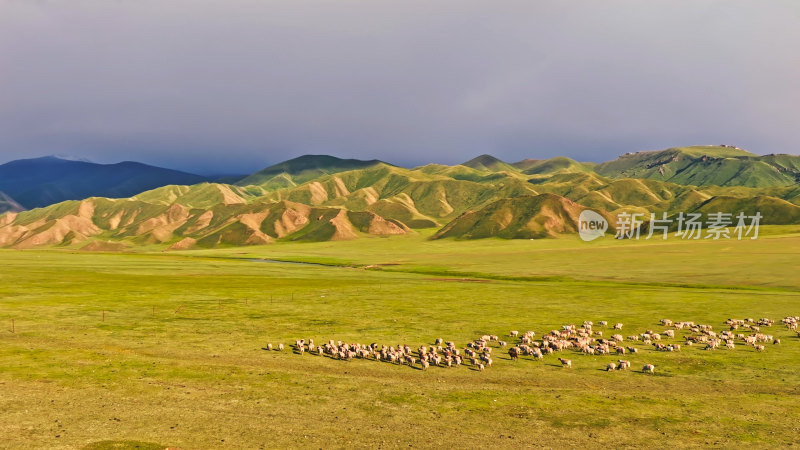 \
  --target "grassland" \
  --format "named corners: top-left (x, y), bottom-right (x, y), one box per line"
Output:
top-left (2, 230), bottom-right (800, 448)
